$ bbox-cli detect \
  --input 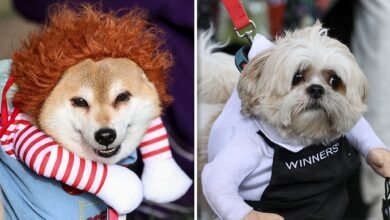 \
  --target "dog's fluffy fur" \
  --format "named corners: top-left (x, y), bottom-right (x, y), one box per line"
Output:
top-left (39, 58), bottom-right (160, 164)
top-left (197, 30), bottom-right (238, 220)
top-left (238, 23), bottom-right (368, 146)
top-left (10, 6), bottom-right (172, 164)
top-left (198, 23), bottom-right (368, 219)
